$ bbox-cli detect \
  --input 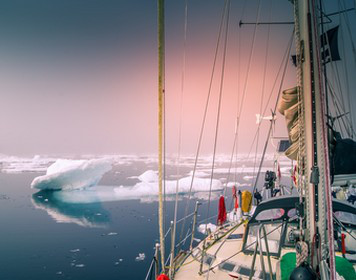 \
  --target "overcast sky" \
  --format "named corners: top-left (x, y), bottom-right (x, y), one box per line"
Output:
top-left (0, 0), bottom-right (354, 156)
